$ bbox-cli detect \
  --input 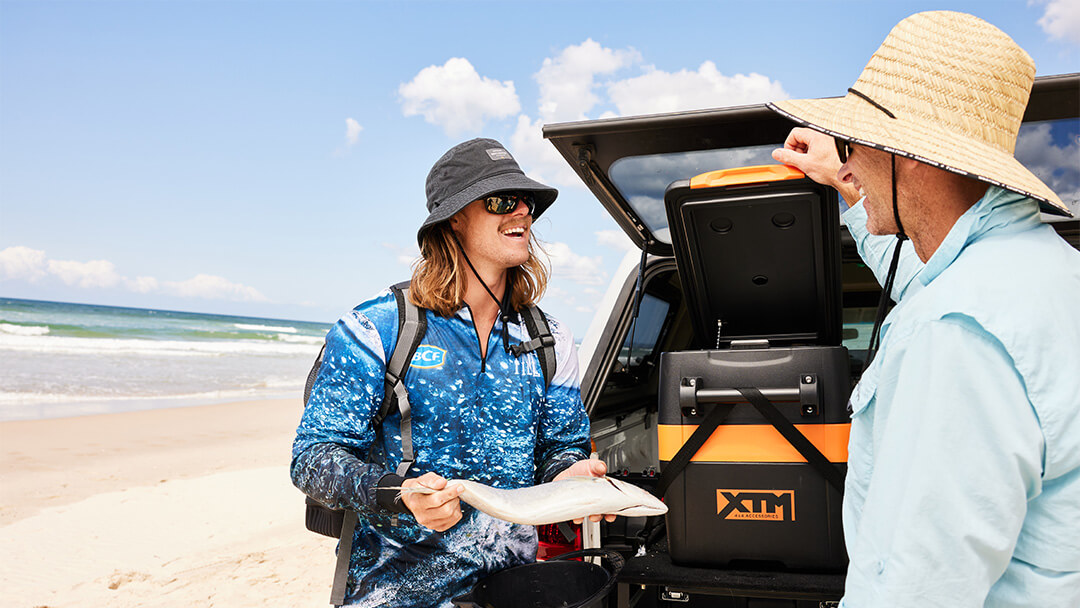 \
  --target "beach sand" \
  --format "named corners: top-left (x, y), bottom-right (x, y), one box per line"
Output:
top-left (0, 399), bottom-right (338, 607)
